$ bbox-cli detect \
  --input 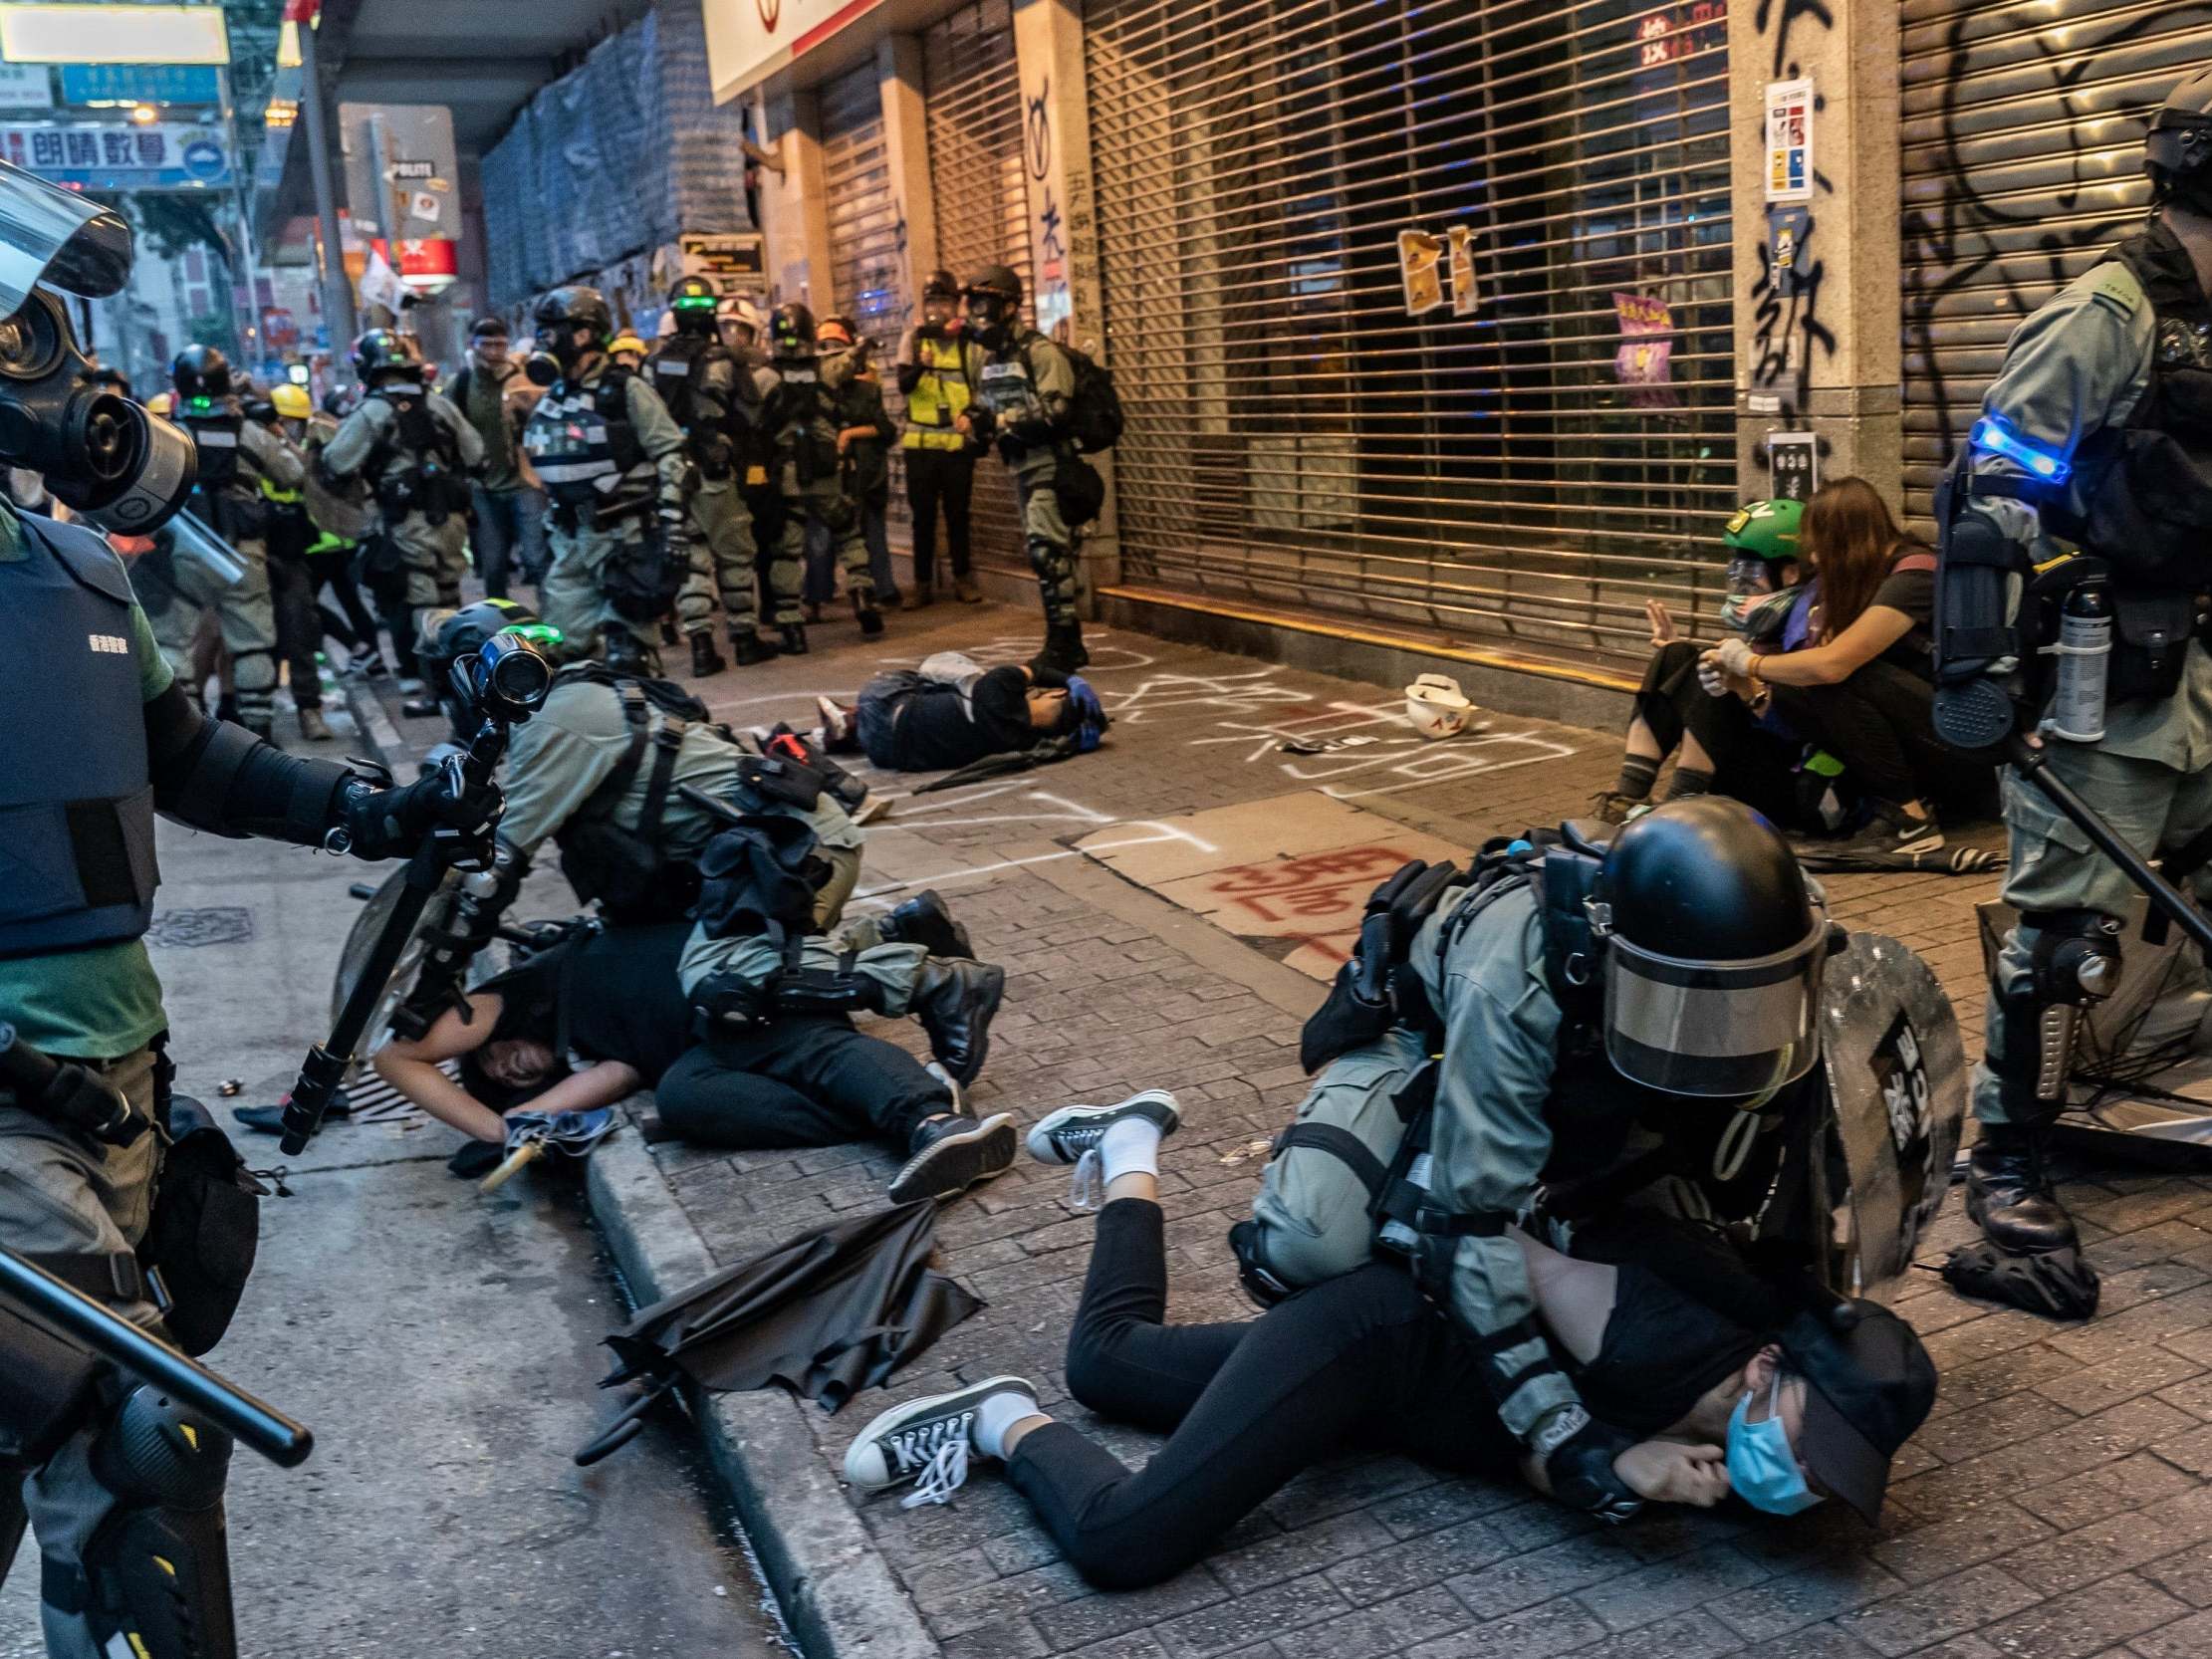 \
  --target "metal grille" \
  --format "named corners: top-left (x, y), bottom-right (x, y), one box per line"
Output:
top-left (821, 58), bottom-right (912, 550)
top-left (1900, 0), bottom-right (2212, 531)
top-left (925, 0), bottom-right (1034, 579)
top-left (1085, 0), bottom-right (1737, 664)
